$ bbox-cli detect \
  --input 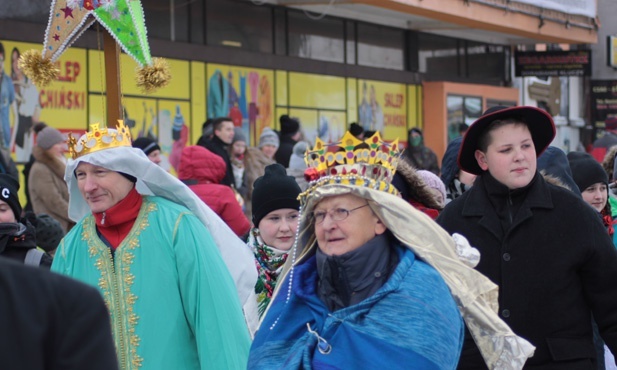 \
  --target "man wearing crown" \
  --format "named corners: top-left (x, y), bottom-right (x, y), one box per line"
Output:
top-left (51, 121), bottom-right (256, 370)
top-left (248, 132), bottom-right (534, 369)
